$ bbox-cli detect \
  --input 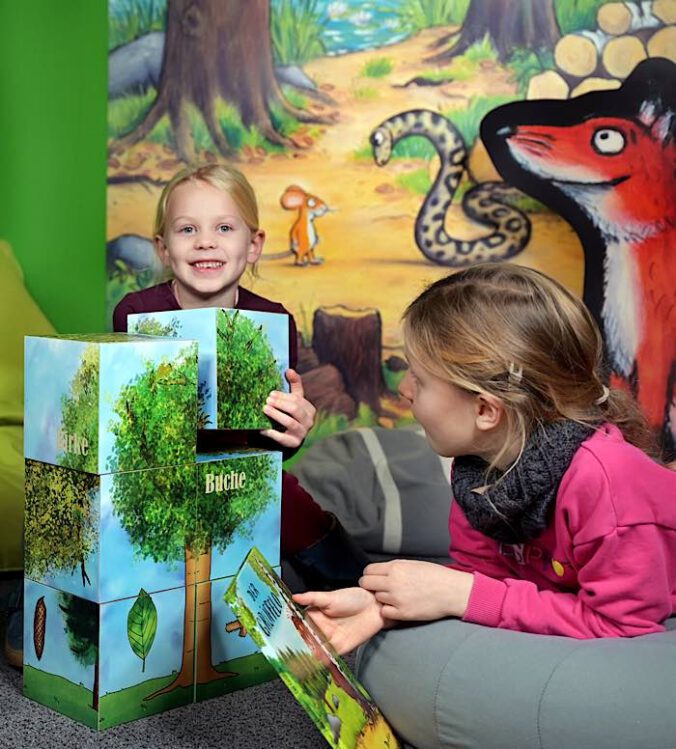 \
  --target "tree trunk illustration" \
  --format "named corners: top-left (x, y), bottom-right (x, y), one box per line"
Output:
top-left (114, 0), bottom-right (334, 162)
top-left (145, 546), bottom-right (235, 700)
top-left (430, 0), bottom-right (561, 64)
top-left (312, 306), bottom-right (386, 413)
top-left (92, 657), bottom-right (100, 712)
